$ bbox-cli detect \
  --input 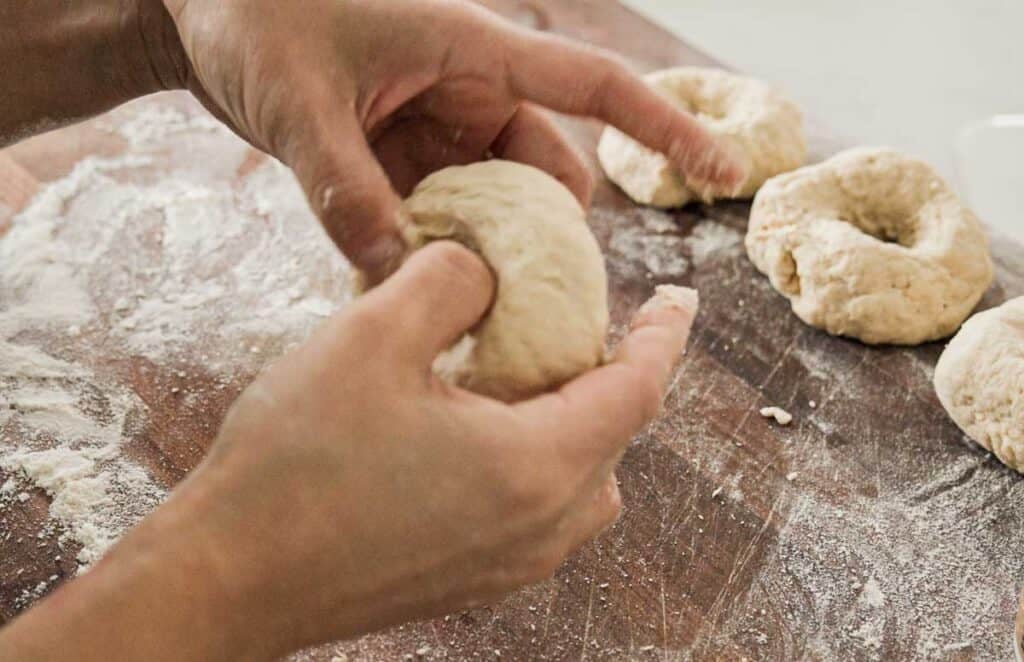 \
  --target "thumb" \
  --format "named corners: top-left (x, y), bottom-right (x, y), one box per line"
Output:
top-left (290, 112), bottom-right (406, 284)
top-left (364, 241), bottom-right (496, 365)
